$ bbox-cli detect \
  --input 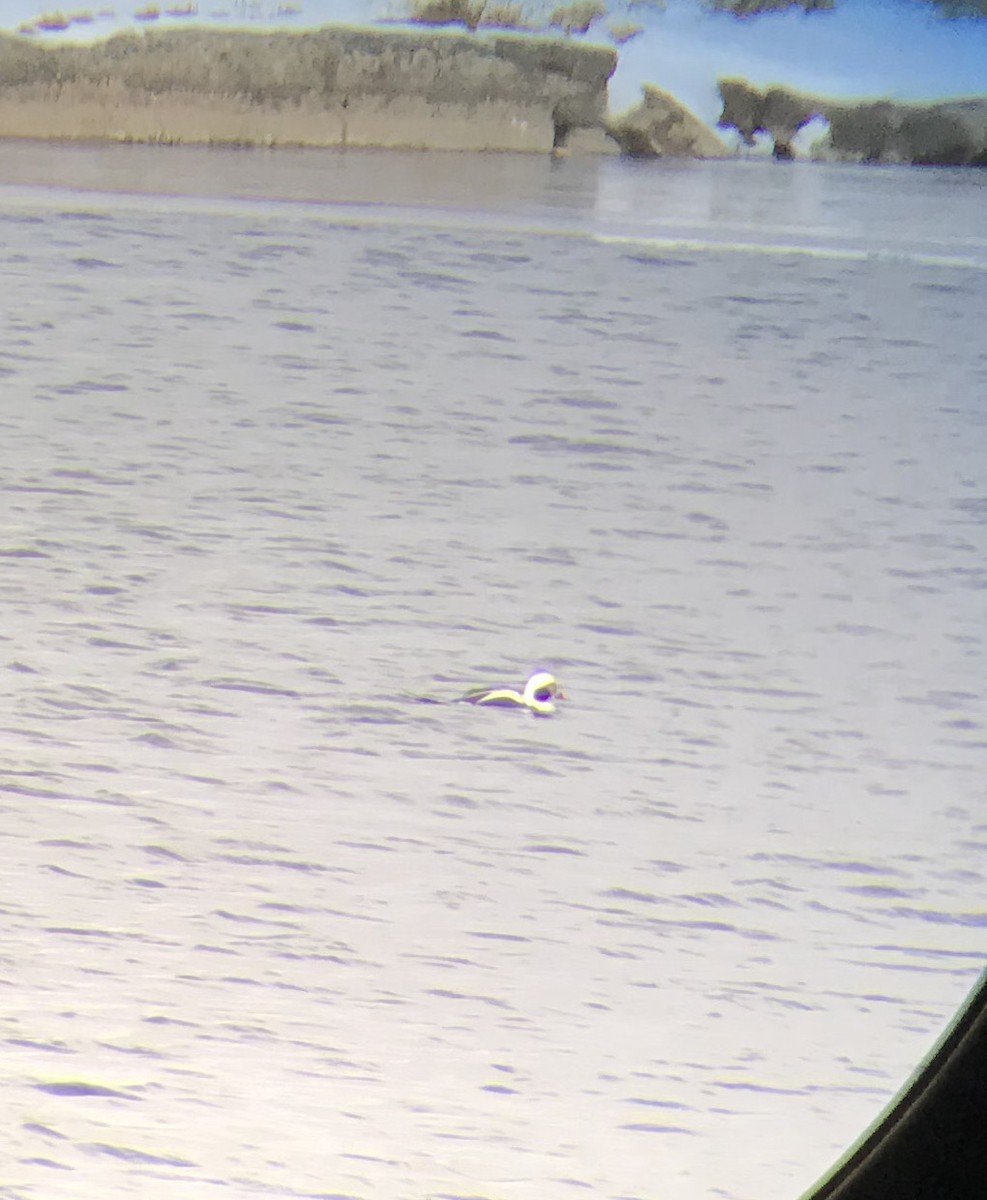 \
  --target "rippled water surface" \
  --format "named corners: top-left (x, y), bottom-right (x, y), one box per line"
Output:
top-left (1, 146), bottom-right (986, 1200)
